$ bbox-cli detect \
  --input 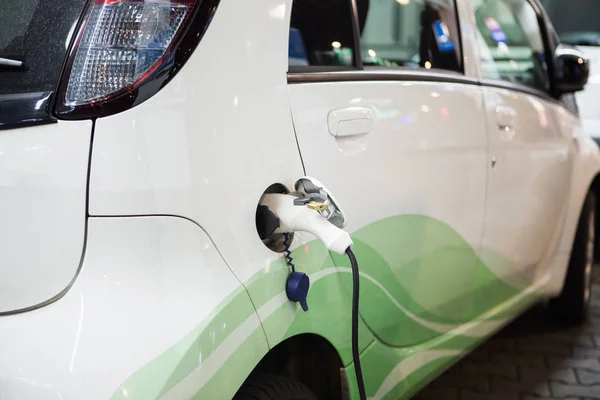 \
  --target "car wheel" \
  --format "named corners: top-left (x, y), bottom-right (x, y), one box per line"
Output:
top-left (234, 374), bottom-right (319, 400)
top-left (550, 191), bottom-right (596, 324)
